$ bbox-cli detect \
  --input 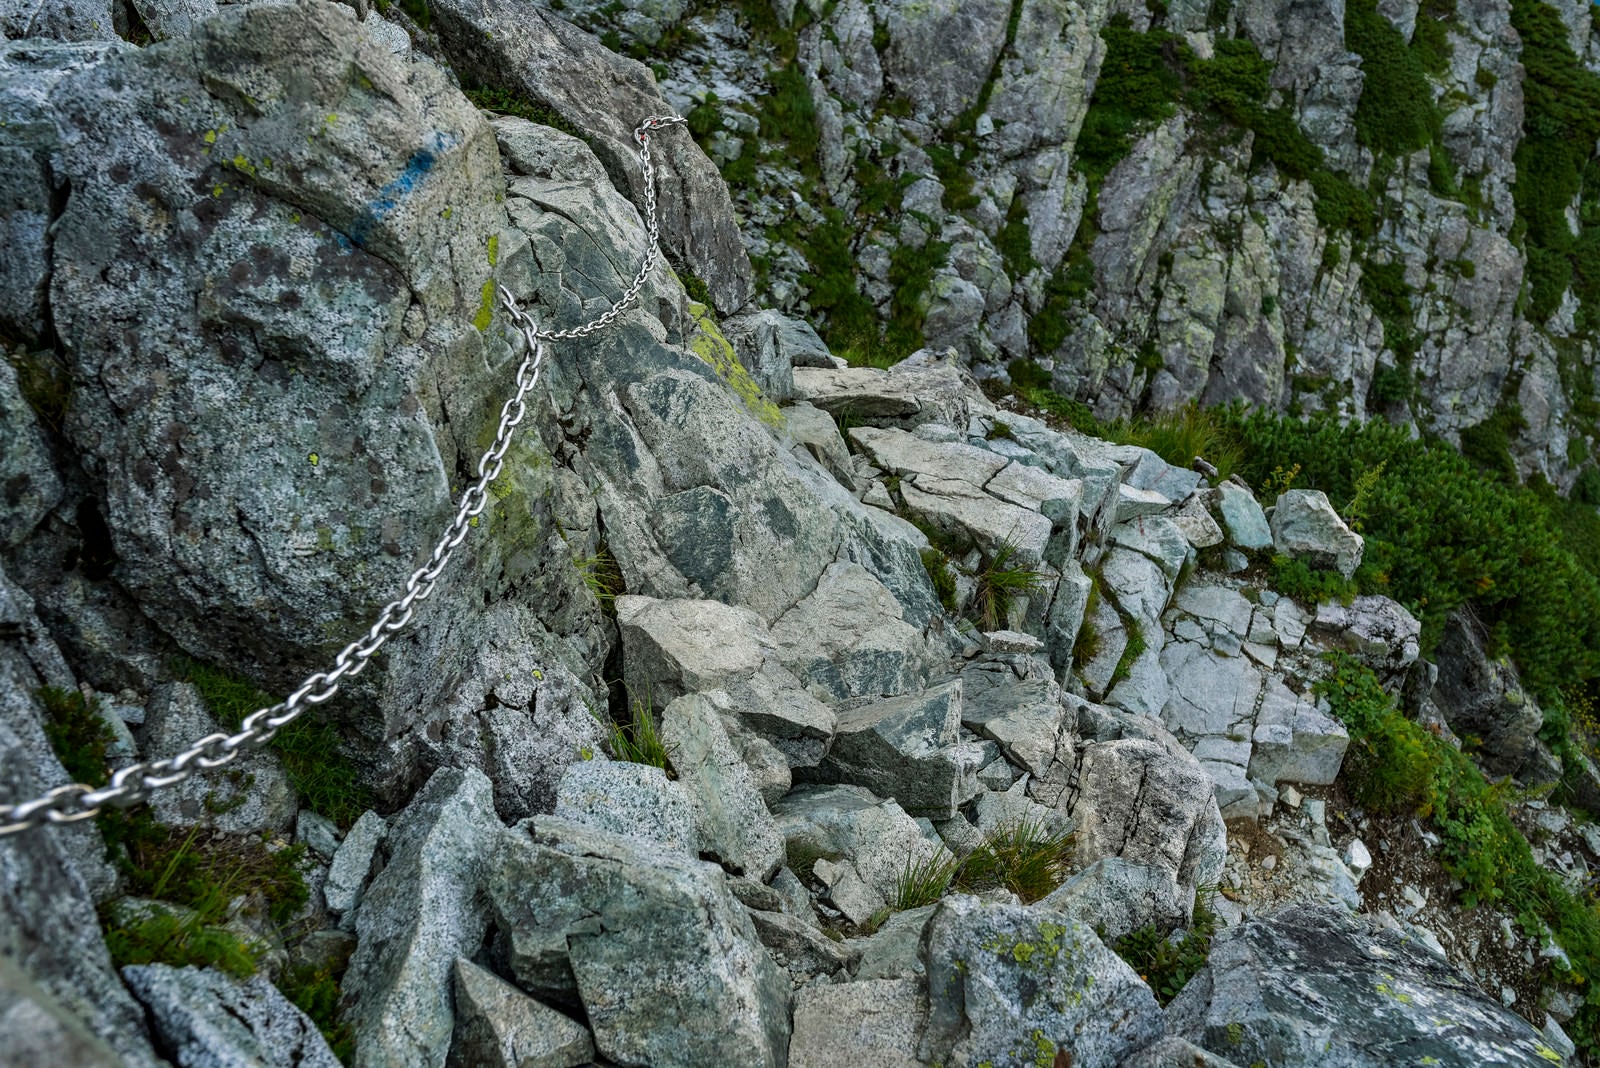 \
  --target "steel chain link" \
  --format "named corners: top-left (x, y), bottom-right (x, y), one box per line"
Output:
top-left (0, 114), bottom-right (687, 837)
